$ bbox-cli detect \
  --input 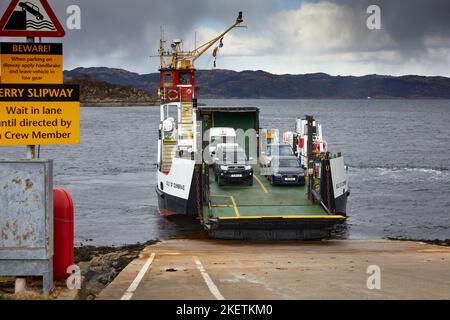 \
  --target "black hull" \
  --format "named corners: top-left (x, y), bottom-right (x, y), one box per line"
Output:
top-left (156, 186), bottom-right (197, 216)
top-left (334, 192), bottom-right (349, 215)
top-left (156, 165), bottom-right (202, 217)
